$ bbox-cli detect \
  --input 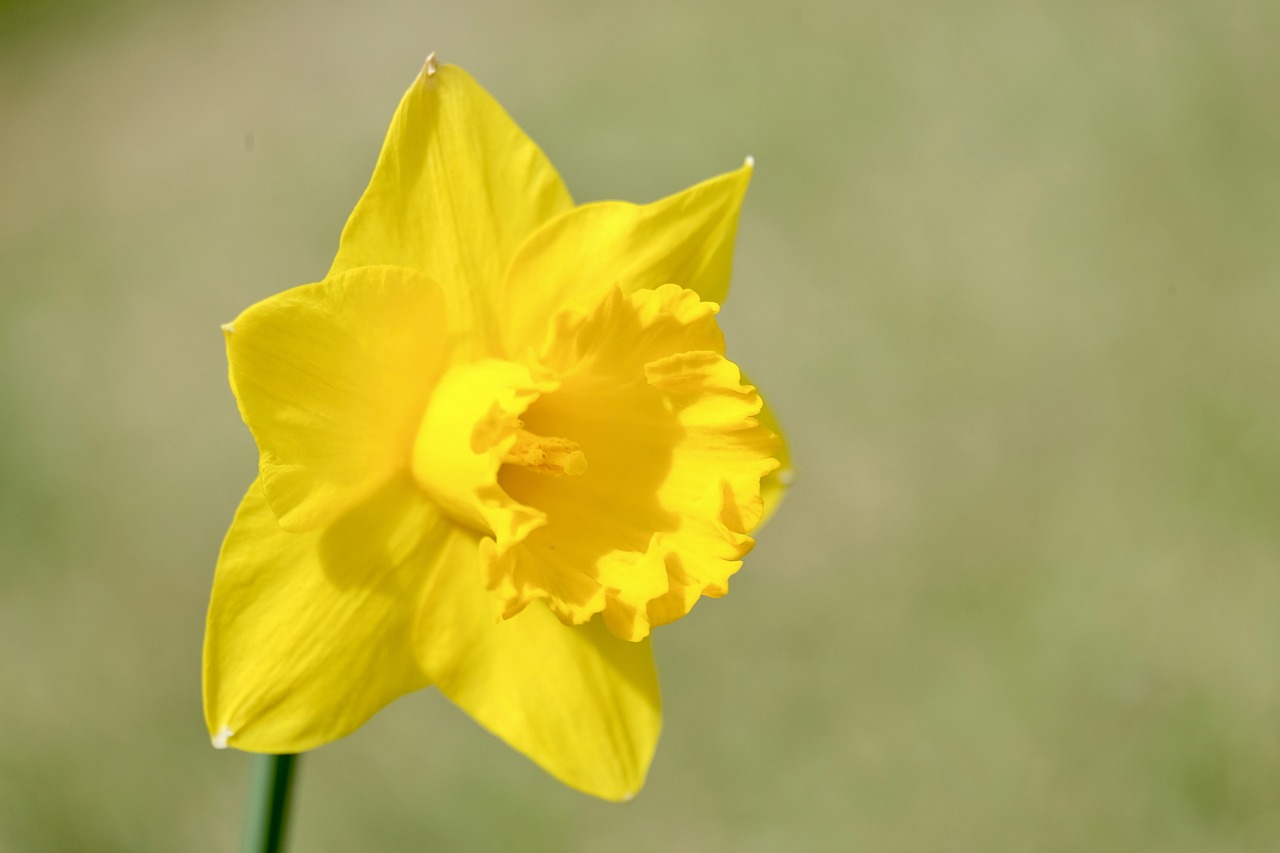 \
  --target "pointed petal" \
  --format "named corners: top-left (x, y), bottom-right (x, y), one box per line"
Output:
top-left (498, 162), bottom-right (752, 357)
top-left (415, 533), bottom-right (662, 801)
top-left (203, 476), bottom-right (448, 753)
top-left (331, 64), bottom-right (574, 345)
top-left (225, 265), bottom-right (448, 532)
